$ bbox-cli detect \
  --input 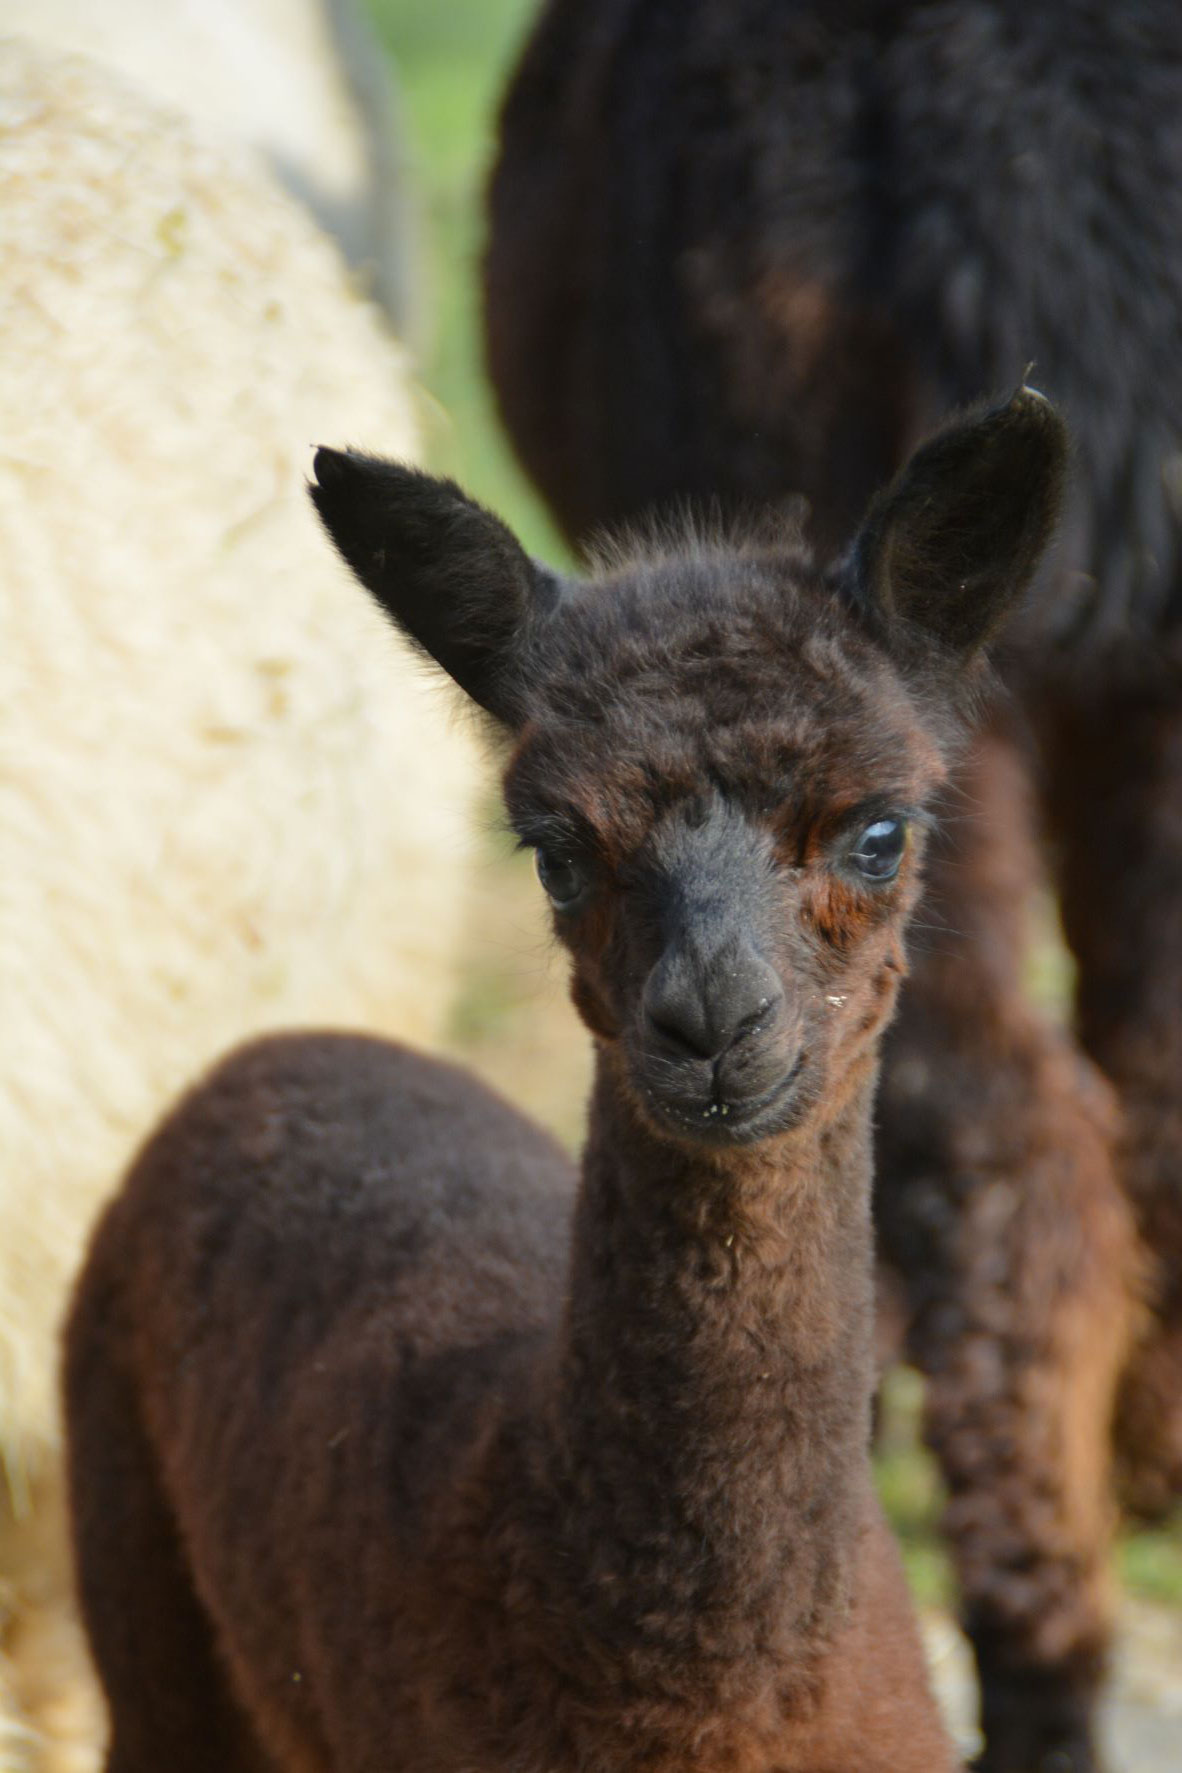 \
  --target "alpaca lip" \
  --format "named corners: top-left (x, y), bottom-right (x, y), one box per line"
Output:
top-left (644, 1054), bottom-right (805, 1146)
